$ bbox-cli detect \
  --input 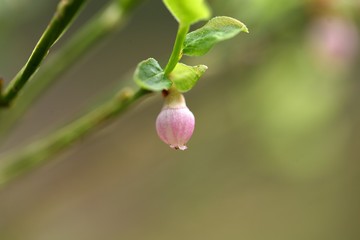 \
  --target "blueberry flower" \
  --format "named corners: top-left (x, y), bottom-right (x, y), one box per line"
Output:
top-left (156, 90), bottom-right (195, 150)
